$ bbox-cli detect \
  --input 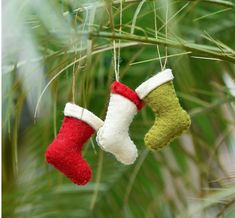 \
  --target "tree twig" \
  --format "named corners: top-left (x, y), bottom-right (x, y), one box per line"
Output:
top-left (216, 198), bottom-right (235, 218)
top-left (89, 31), bottom-right (235, 63)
